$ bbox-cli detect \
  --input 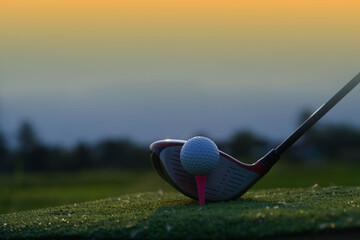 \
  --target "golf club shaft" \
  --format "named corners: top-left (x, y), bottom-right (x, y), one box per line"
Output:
top-left (274, 72), bottom-right (360, 157)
